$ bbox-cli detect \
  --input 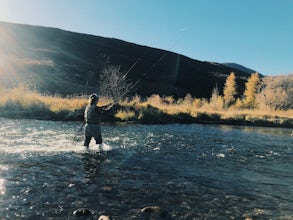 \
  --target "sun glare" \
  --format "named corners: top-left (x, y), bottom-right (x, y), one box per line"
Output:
top-left (0, 24), bottom-right (31, 85)
top-left (0, 26), bottom-right (14, 74)
top-left (0, 164), bottom-right (8, 195)
top-left (0, 178), bottom-right (5, 195)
